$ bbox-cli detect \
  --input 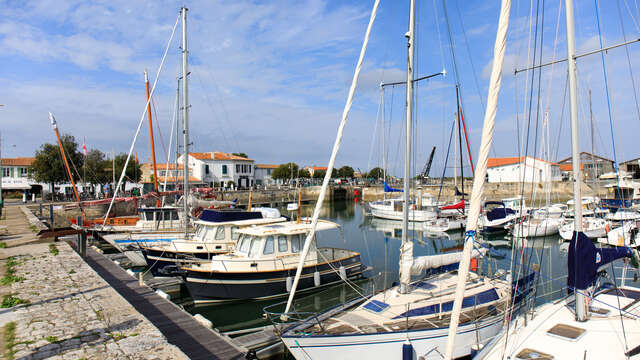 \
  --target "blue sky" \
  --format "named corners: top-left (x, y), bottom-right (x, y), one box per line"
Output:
top-left (0, 0), bottom-right (639, 177)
